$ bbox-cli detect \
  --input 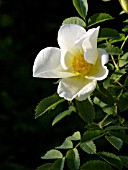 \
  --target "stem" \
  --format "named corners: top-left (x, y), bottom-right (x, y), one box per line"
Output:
top-left (98, 115), bottom-right (109, 128)
top-left (121, 35), bottom-right (128, 50)
top-left (111, 55), bottom-right (119, 70)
